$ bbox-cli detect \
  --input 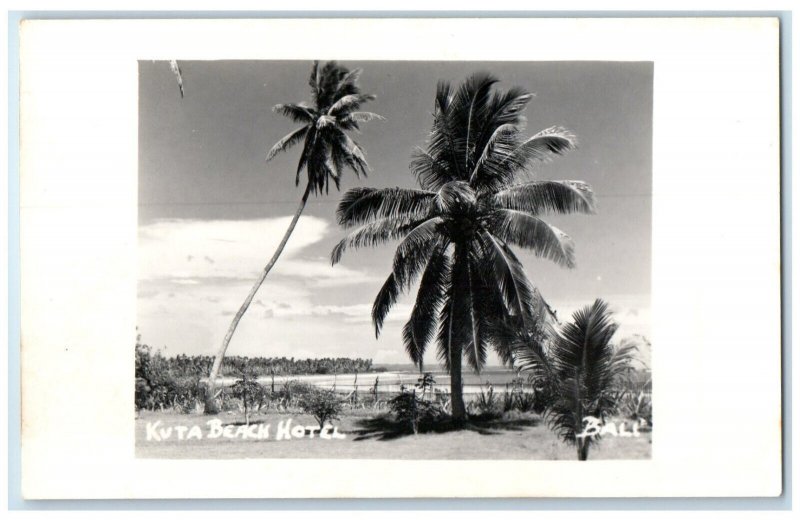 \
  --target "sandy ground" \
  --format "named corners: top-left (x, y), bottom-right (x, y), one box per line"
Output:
top-left (136, 410), bottom-right (652, 460)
